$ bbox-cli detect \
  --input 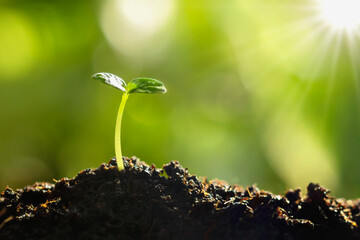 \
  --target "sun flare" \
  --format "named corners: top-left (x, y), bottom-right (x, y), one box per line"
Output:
top-left (316, 0), bottom-right (360, 31)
